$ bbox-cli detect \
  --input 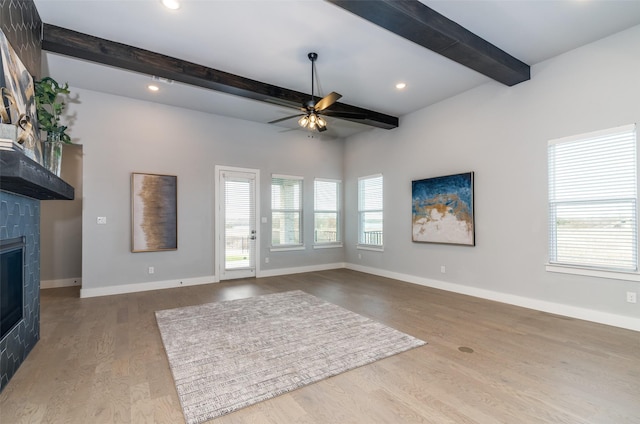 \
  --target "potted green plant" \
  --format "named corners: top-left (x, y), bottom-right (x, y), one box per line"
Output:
top-left (35, 77), bottom-right (71, 176)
